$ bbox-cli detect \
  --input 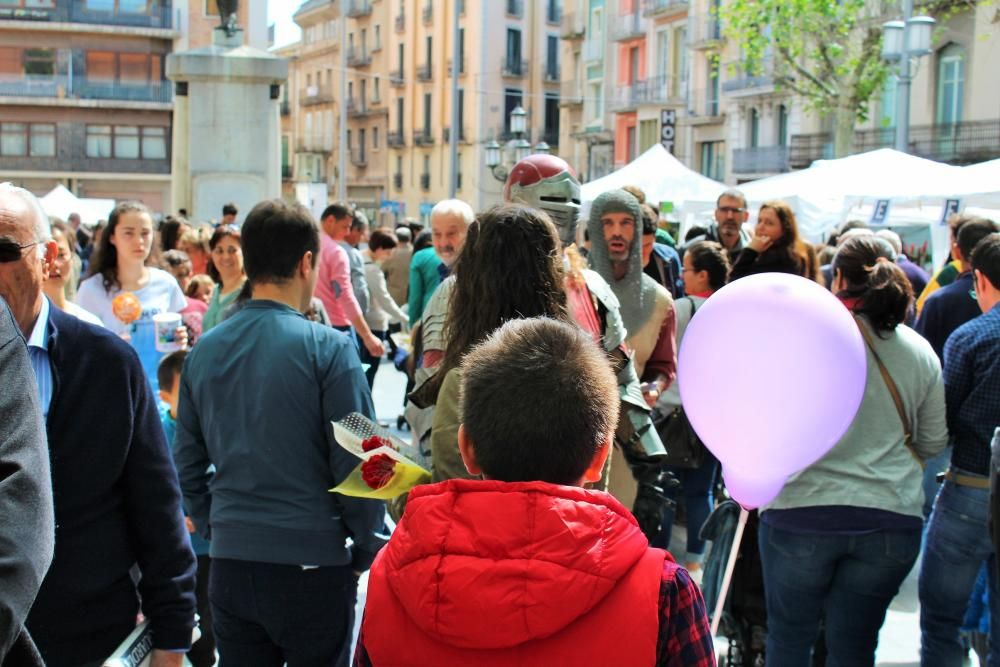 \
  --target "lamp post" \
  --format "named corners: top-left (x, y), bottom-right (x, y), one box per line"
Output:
top-left (484, 106), bottom-right (534, 182)
top-left (881, 0), bottom-right (935, 153)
